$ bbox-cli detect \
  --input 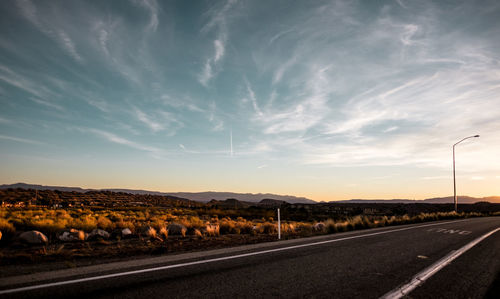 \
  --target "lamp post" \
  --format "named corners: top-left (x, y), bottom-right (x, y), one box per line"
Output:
top-left (453, 135), bottom-right (480, 212)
